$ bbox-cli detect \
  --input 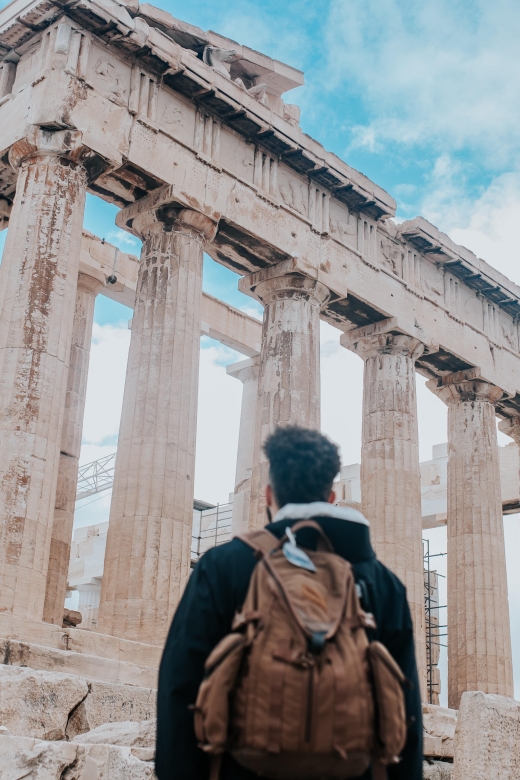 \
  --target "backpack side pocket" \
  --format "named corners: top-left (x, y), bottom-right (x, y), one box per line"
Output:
top-left (367, 641), bottom-right (408, 764)
top-left (193, 633), bottom-right (247, 754)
